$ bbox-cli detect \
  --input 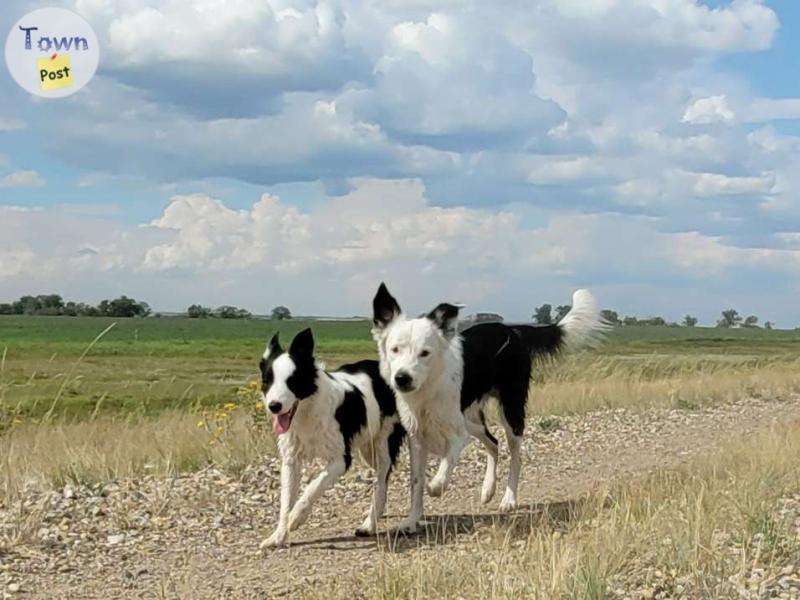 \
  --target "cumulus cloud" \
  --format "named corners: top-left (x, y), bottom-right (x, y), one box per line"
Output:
top-left (690, 172), bottom-right (775, 197)
top-left (2, 0), bottom-right (800, 321)
top-left (682, 95), bottom-right (736, 125)
top-left (0, 170), bottom-right (46, 188)
top-left (2, 179), bottom-right (800, 322)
